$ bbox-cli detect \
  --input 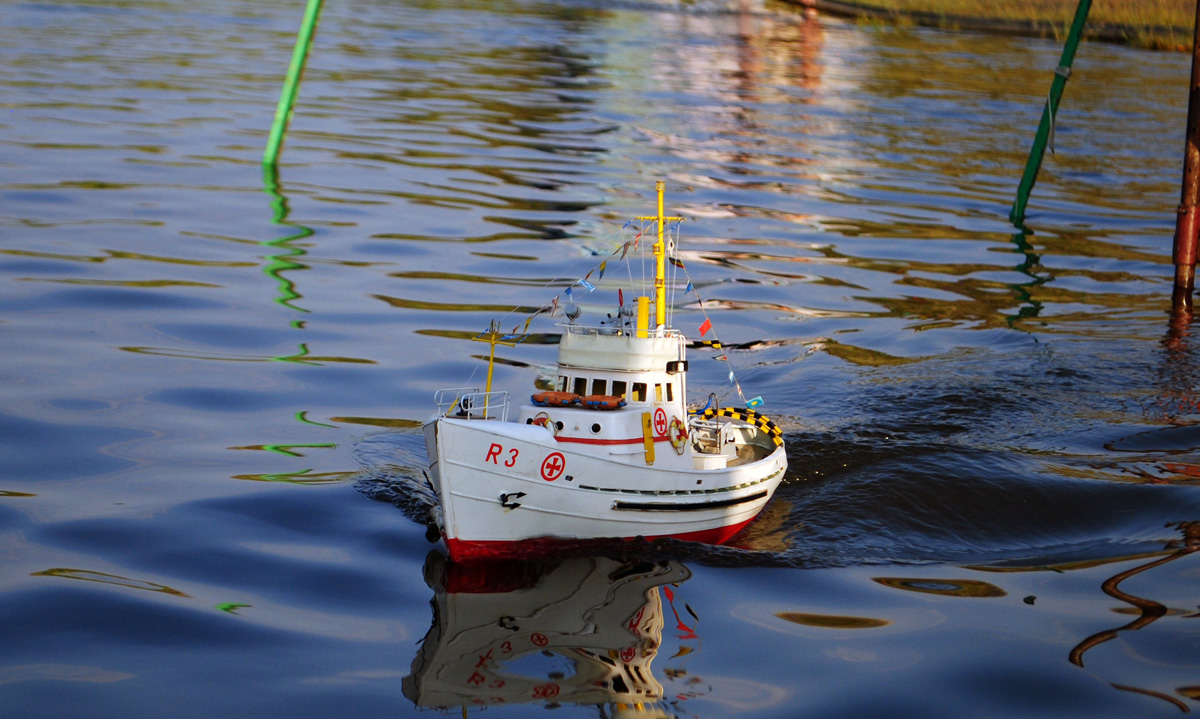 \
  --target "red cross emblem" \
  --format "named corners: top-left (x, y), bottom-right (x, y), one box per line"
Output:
top-left (532, 683), bottom-right (560, 699)
top-left (540, 452), bottom-right (565, 482)
top-left (653, 408), bottom-right (667, 436)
